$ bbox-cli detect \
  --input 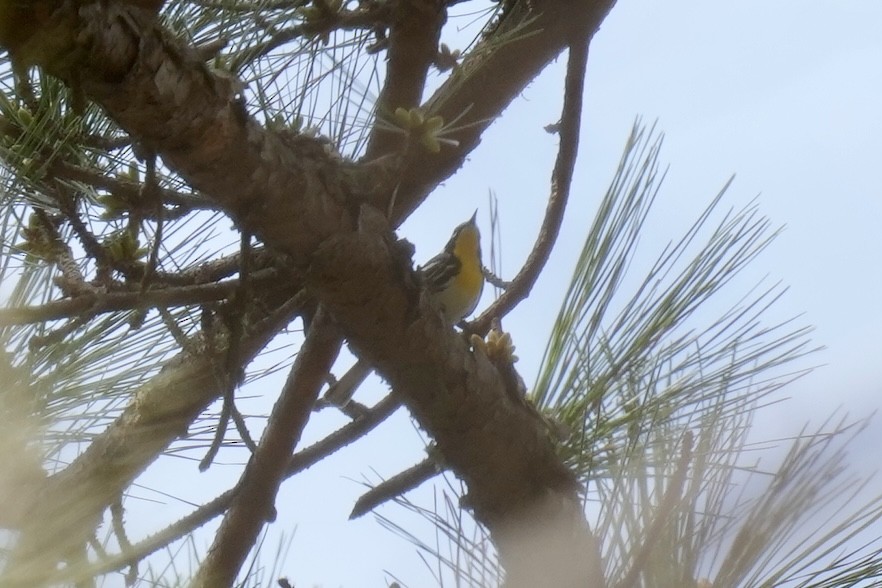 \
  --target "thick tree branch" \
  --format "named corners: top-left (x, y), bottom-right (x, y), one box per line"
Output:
top-left (1, 0), bottom-right (615, 249)
top-left (363, 0), bottom-right (446, 158)
top-left (382, 0), bottom-right (618, 222)
top-left (307, 207), bottom-right (604, 586)
top-left (0, 1), bottom-right (617, 583)
top-left (4, 1), bottom-right (356, 263)
top-left (64, 393), bottom-right (401, 582)
top-left (193, 310), bottom-right (342, 588)
top-left (346, 11), bottom-right (598, 525)
top-left (1, 284), bottom-right (305, 585)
